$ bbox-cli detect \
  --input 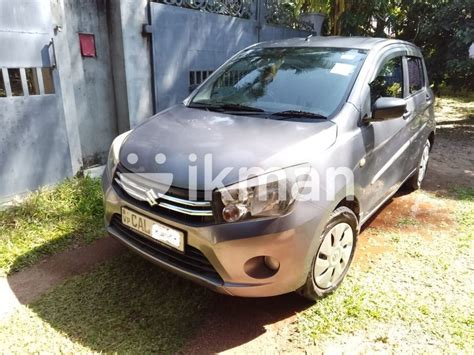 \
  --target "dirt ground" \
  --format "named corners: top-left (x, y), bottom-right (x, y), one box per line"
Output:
top-left (180, 97), bottom-right (474, 354)
top-left (423, 96), bottom-right (474, 191)
top-left (0, 237), bottom-right (124, 320)
top-left (180, 186), bottom-right (468, 354)
top-left (1, 96), bottom-right (472, 353)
